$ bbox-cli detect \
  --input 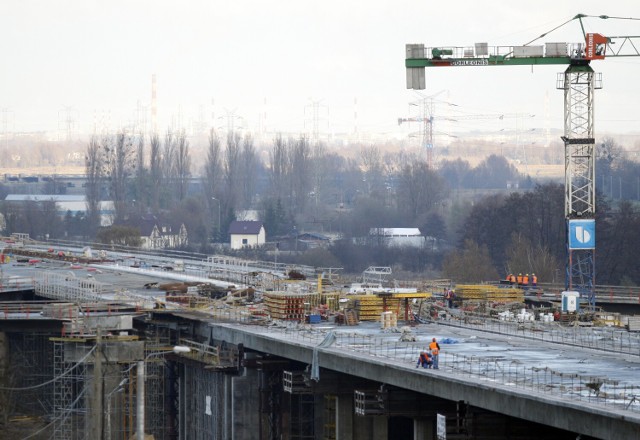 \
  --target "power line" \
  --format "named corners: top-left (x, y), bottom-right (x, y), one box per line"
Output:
top-left (0, 345), bottom-right (96, 391)
top-left (18, 386), bottom-right (89, 440)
